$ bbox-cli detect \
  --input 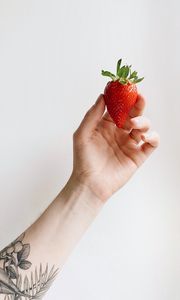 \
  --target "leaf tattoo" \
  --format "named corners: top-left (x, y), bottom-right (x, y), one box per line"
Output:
top-left (18, 260), bottom-right (32, 271)
top-left (0, 233), bottom-right (59, 299)
top-left (17, 244), bottom-right (30, 261)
